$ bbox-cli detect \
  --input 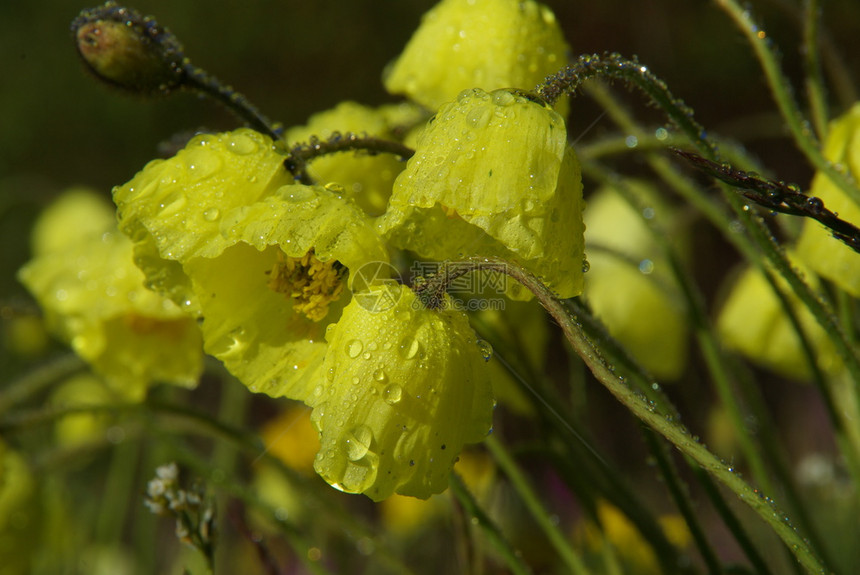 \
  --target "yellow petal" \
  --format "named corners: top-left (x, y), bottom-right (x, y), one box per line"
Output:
top-left (114, 129), bottom-right (291, 265)
top-left (311, 285), bottom-right (494, 501)
top-left (796, 103), bottom-right (860, 296)
top-left (384, 0), bottom-right (569, 115)
top-left (716, 255), bottom-right (840, 380)
top-left (30, 188), bottom-right (116, 256)
top-left (582, 184), bottom-right (689, 380)
top-left (18, 193), bottom-right (202, 399)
